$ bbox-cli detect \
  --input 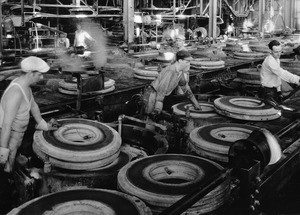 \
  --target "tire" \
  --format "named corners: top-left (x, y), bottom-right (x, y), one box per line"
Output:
top-left (133, 66), bottom-right (159, 77)
top-left (191, 65), bottom-right (225, 70)
top-left (134, 74), bottom-right (156, 80)
top-left (249, 45), bottom-right (271, 53)
top-left (194, 27), bottom-right (207, 38)
top-left (214, 96), bottom-right (281, 121)
top-left (188, 123), bottom-right (259, 156)
top-left (7, 189), bottom-right (152, 215)
top-left (172, 101), bottom-right (217, 118)
top-left (32, 142), bottom-right (120, 170)
top-left (190, 59), bottom-right (225, 67)
top-left (234, 51), bottom-right (266, 58)
top-left (33, 118), bottom-right (121, 163)
top-left (188, 141), bottom-right (228, 162)
top-left (117, 154), bottom-right (230, 214)
top-left (58, 85), bottom-right (115, 95)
